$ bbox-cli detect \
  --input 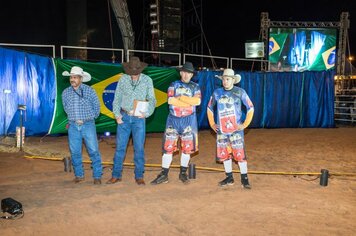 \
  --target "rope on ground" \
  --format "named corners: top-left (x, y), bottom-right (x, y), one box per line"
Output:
top-left (23, 155), bottom-right (356, 177)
